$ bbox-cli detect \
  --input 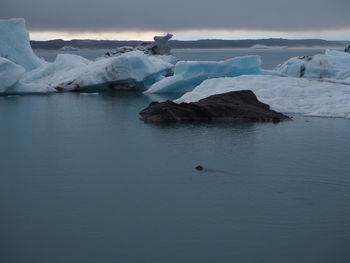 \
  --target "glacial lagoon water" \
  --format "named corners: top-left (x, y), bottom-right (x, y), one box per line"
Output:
top-left (1, 48), bottom-right (350, 263)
